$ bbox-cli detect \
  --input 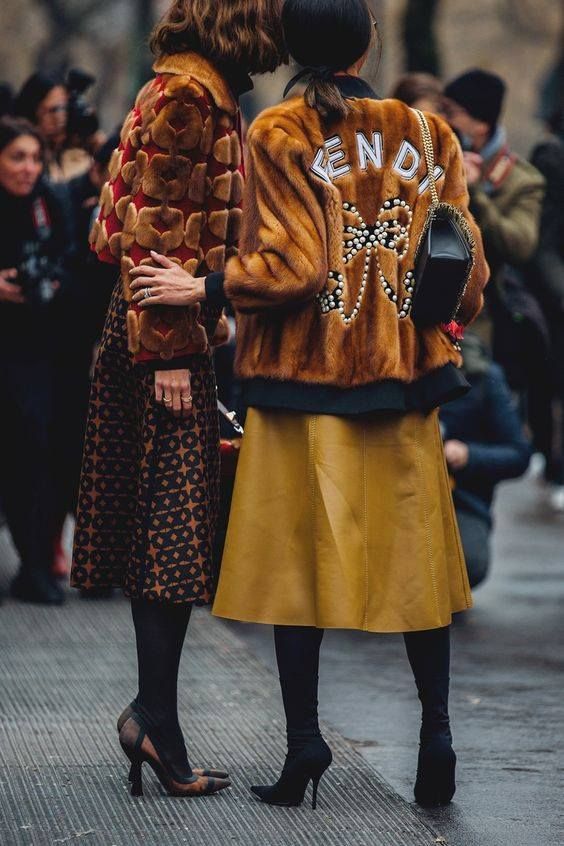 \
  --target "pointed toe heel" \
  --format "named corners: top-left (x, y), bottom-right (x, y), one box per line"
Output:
top-left (119, 716), bottom-right (231, 799)
top-left (250, 738), bottom-right (332, 809)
